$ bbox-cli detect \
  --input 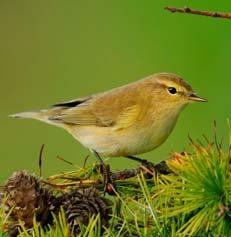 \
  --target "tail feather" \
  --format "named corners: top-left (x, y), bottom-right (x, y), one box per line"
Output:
top-left (9, 110), bottom-right (53, 124)
top-left (9, 111), bottom-right (42, 119)
top-left (9, 108), bottom-right (66, 128)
